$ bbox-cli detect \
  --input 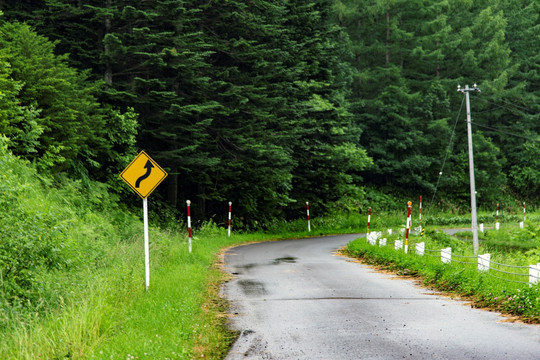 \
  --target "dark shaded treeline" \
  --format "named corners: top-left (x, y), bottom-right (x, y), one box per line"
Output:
top-left (1, 0), bottom-right (539, 223)
top-left (335, 0), bottom-right (540, 209)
